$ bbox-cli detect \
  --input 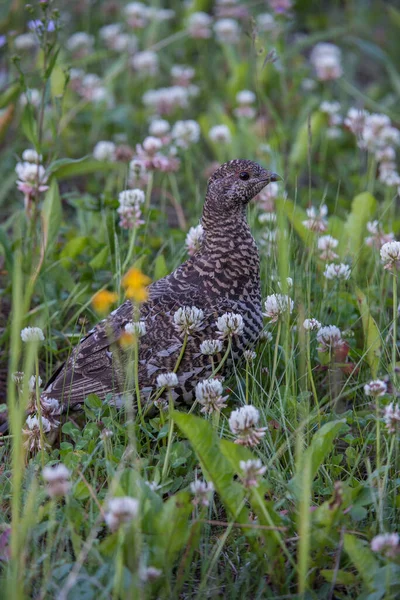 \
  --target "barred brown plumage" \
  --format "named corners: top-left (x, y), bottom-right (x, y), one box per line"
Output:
top-left (2, 159), bottom-right (279, 431)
